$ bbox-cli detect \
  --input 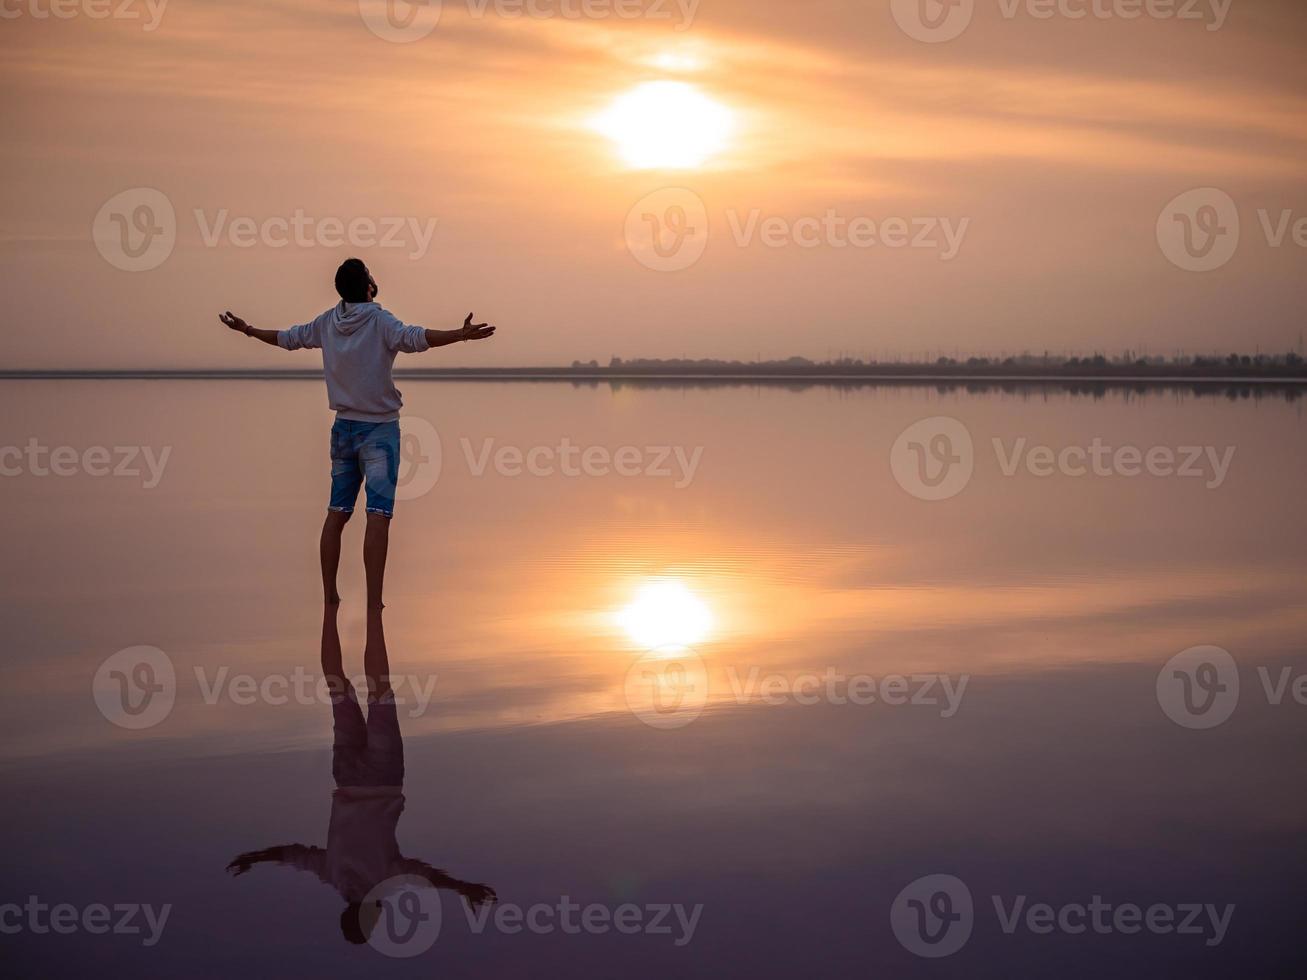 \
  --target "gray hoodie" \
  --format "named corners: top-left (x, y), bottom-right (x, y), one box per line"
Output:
top-left (278, 302), bottom-right (430, 422)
